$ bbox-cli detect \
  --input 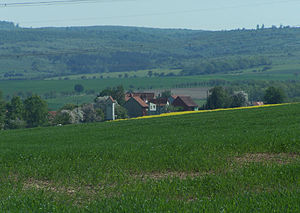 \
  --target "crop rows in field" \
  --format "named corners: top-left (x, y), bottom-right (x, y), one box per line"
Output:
top-left (0, 103), bottom-right (299, 212)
